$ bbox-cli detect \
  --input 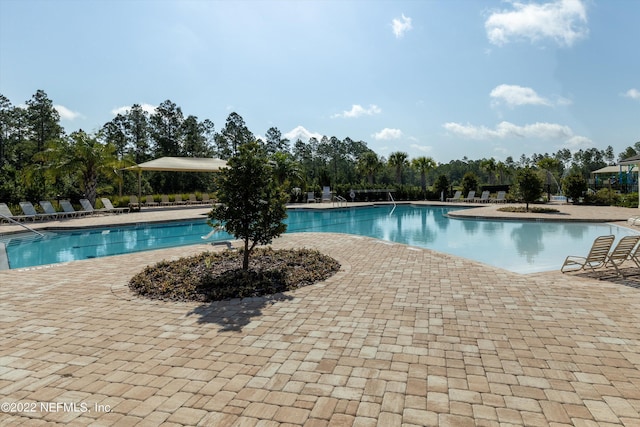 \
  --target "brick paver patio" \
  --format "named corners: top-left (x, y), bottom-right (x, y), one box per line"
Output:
top-left (1, 203), bottom-right (640, 425)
